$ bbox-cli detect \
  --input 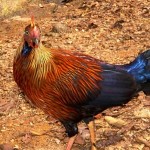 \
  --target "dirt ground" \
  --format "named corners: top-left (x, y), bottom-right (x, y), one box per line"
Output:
top-left (0, 0), bottom-right (150, 150)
